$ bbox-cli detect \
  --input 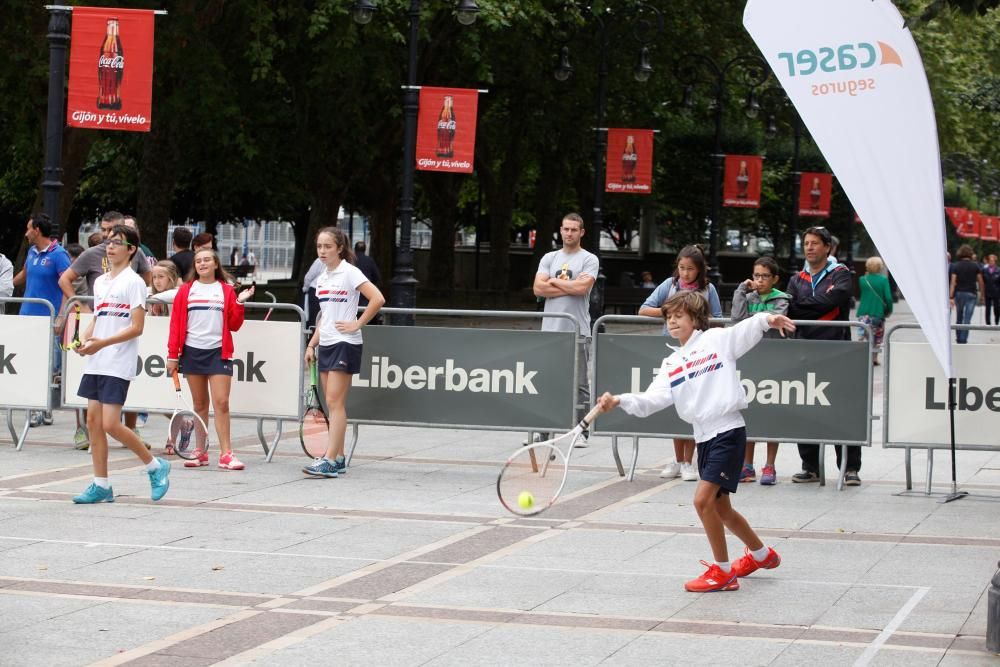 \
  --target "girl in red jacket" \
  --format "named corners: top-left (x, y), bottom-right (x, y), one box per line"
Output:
top-left (166, 248), bottom-right (254, 470)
